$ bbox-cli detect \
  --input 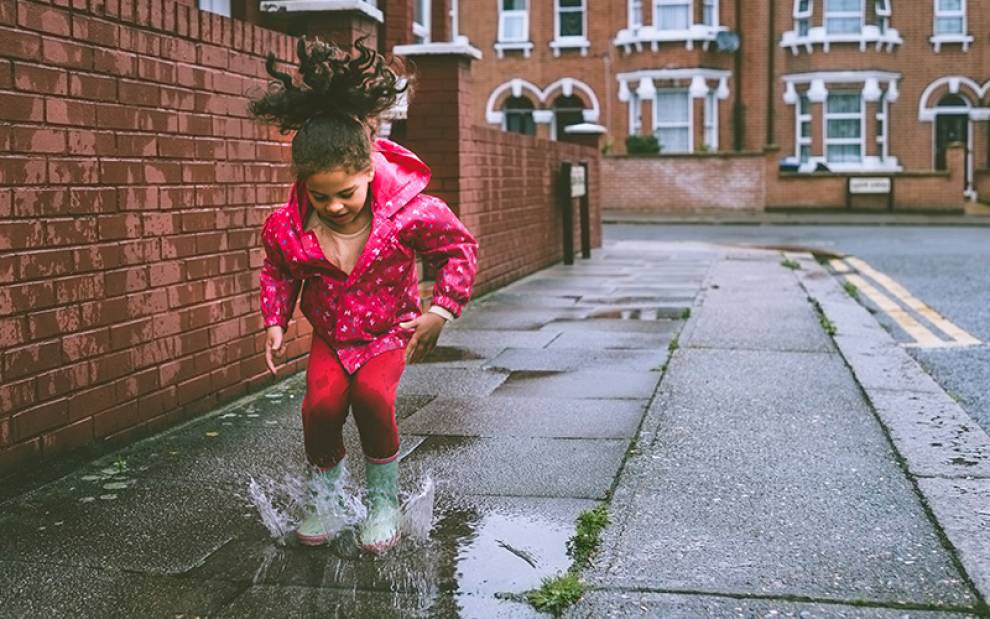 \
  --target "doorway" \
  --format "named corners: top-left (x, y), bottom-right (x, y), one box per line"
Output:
top-left (934, 94), bottom-right (971, 194)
